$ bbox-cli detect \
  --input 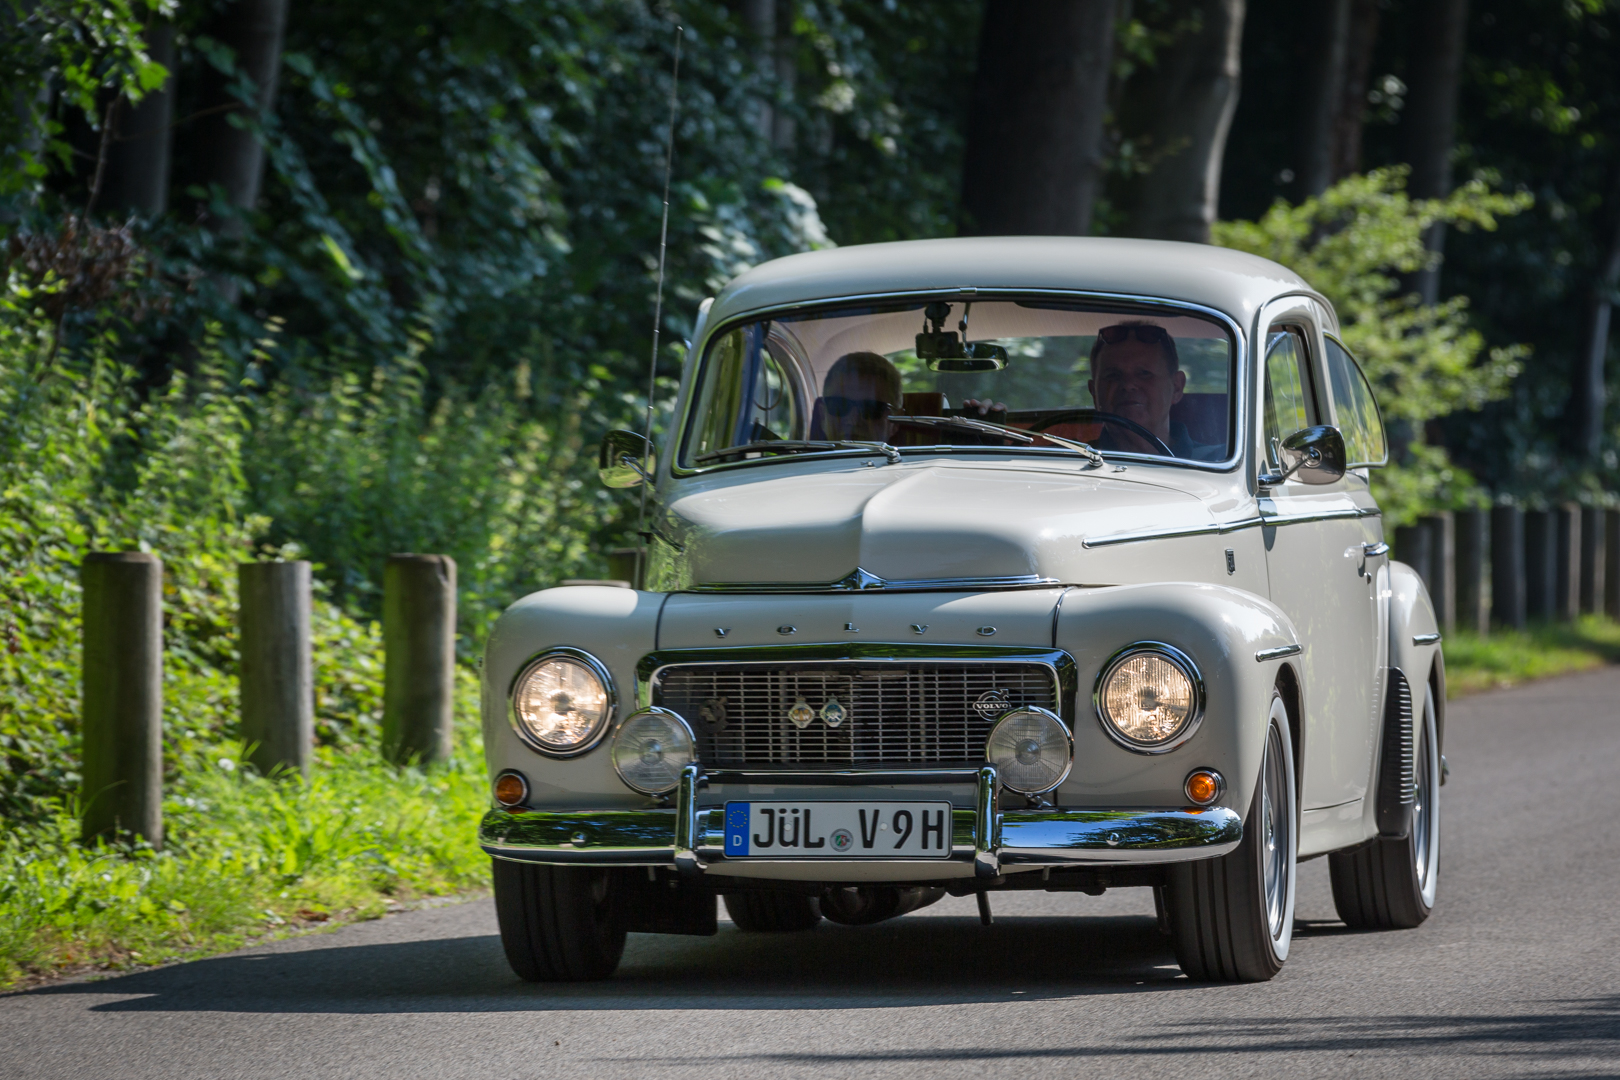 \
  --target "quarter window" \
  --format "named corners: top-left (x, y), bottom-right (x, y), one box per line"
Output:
top-left (1262, 326), bottom-right (1318, 468)
top-left (1323, 337), bottom-right (1388, 467)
